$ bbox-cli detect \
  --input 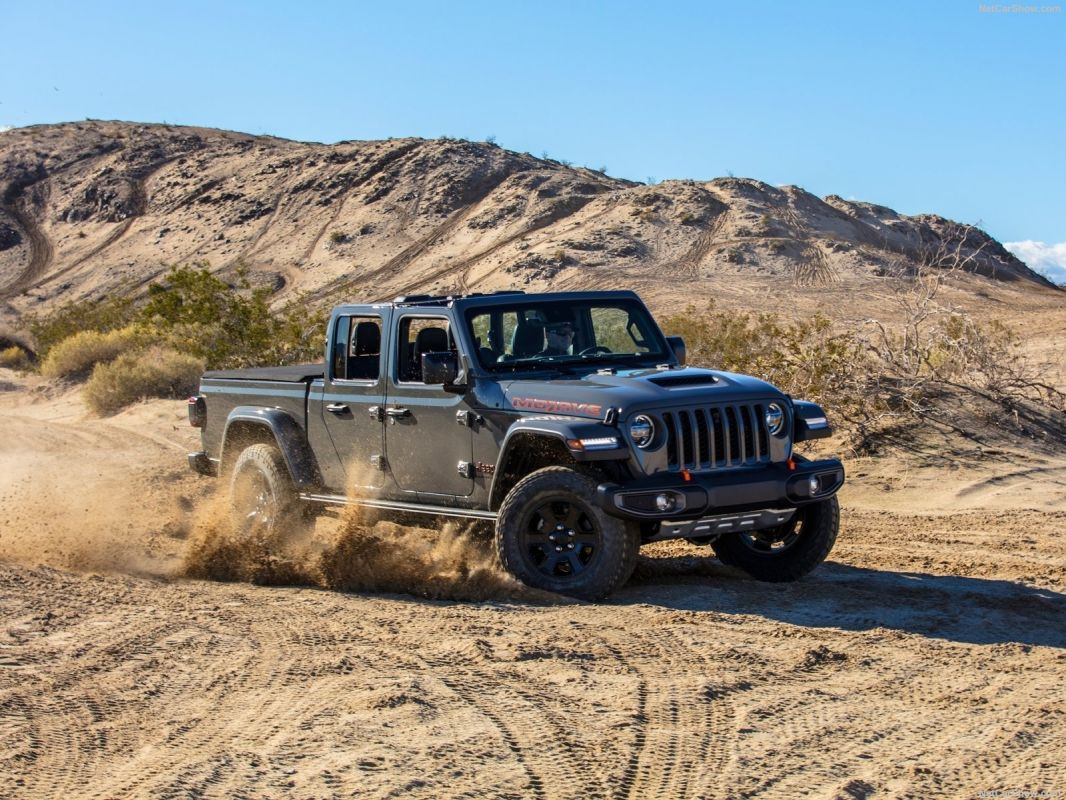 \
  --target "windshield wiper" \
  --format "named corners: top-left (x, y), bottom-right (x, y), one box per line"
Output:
top-left (575, 353), bottom-right (660, 366)
top-left (496, 360), bottom-right (578, 375)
